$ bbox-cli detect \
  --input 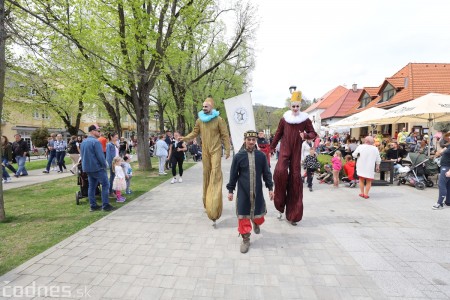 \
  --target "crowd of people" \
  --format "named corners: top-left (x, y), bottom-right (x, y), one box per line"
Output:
top-left (78, 125), bottom-right (136, 212)
top-left (0, 129), bottom-right (137, 211)
top-left (3, 94), bottom-right (450, 253)
top-left (1, 134), bottom-right (28, 183)
top-left (300, 127), bottom-right (450, 207)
